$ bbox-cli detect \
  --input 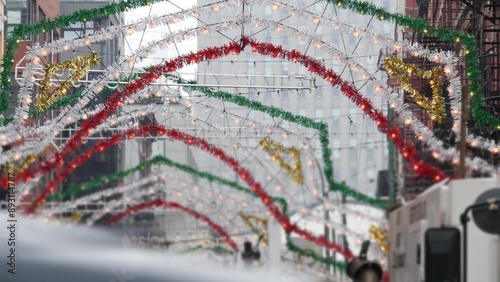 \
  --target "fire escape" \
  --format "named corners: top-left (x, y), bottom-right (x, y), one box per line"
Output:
top-left (398, 0), bottom-right (500, 197)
